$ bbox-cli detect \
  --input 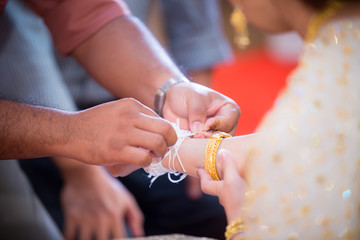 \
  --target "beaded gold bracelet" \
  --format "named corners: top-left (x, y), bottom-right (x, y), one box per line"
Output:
top-left (225, 218), bottom-right (246, 240)
top-left (204, 132), bottom-right (231, 181)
